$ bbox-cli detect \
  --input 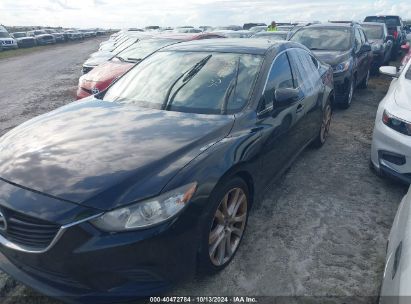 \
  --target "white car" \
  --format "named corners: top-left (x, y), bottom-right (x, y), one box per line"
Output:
top-left (370, 59), bottom-right (411, 184)
top-left (380, 186), bottom-right (411, 302)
